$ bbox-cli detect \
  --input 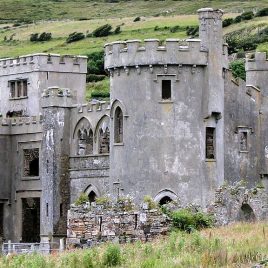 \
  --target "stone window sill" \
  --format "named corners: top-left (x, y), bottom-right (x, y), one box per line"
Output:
top-left (9, 96), bottom-right (28, 100)
top-left (21, 176), bottom-right (40, 181)
top-left (114, 142), bottom-right (124, 146)
top-left (205, 159), bottom-right (216, 162)
top-left (239, 150), bottom-right (249, 153)
top-left (158, 100), bottom-right (173, 104)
